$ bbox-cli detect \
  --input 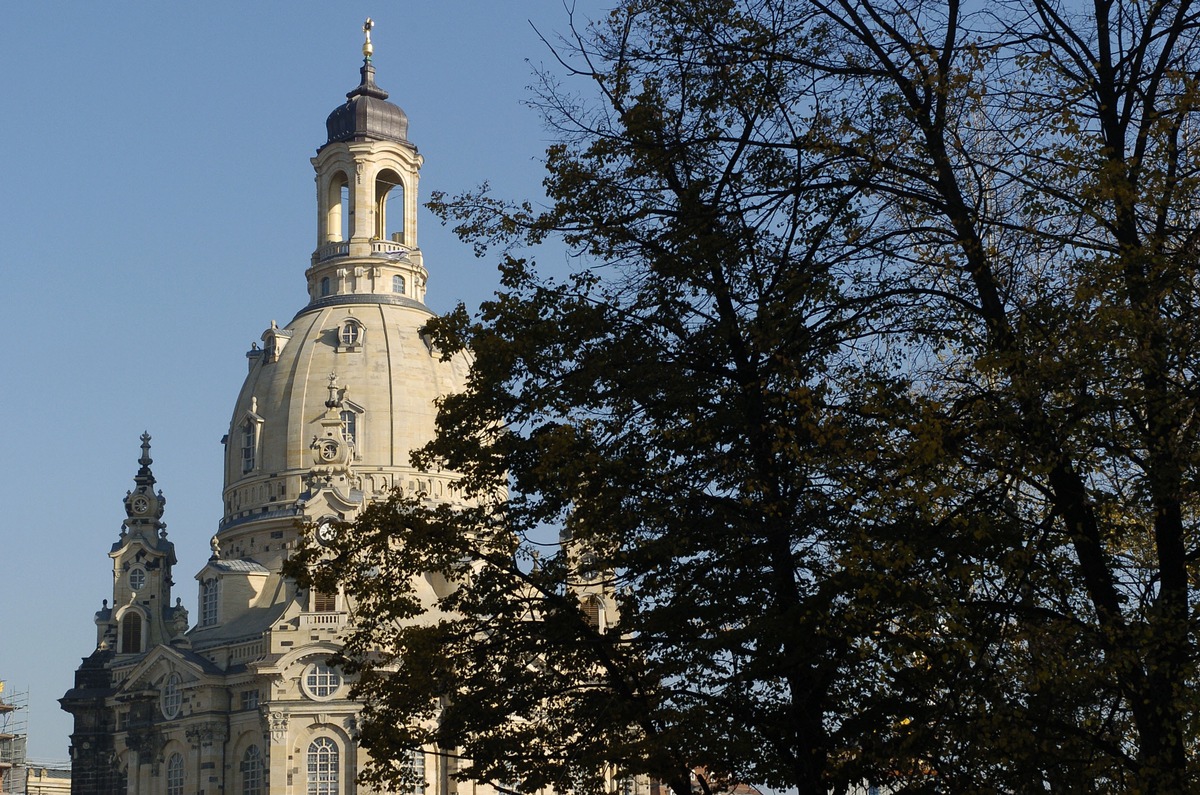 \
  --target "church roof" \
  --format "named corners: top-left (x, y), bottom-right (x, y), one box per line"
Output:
top-left (208, 558), bottom-right (270, 574)
top-left (324, 60), bottom-right (409, 146)
top-left (187, 601), bottom-right (290, 646)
